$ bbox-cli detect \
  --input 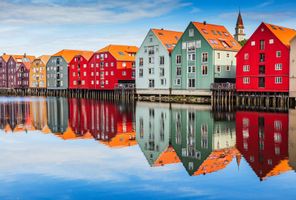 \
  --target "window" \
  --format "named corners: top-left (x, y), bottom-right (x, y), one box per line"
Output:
top-left (176, 78), bottom-right (181, 85)
top-left (122, 71), bottom-right (126, 76)
top-left (160, 68), bottom-right (165, 76)
top-left (188, 53), bottom-right (196, 61)
top-left (176, 55), bottom-right (182, 64)
top-left (269, 39), bottom-right (274, 44)
top-left (160, 78), bottom-right (166, 85)
top-left (83, 64), bottom-right (87, 68)
top-left (159, 56), bottom-right (164, 65)
top-left (122, 62), bottom-right (126, 67)
top-left (182, 42), bottom-right (187, 50)
top-left (259, 53), bottom-right (265, 62)
top-left (148, 46), bottom-right (154, 55)
top-left (244, 53), bottom-right (249, 60)
top-left (148, 57), bottom-right (154, 64)
top-left (217, 53), bottom-right (221, 59)
top-left (251, 41), bottom-right (255, 46)
top-left (83, 72), bottom-right (87, 76)
top-left (139, 58), bottom-right (143, 66)
top-left (259, 77), bottom-right (265, 87)
top-left (274, 120), bottom-right (282, 131)
top-left (259, 65), bottom-right (265, 74)
top-left (276, 51), bottom-right (281, 58)
top-left (243, 77), bottom-right (250, 84)
top-left (226, 53), bottom-right (230, 58)
top-left (260, 40), bottom-right (265, 50)
top-left (243, 65), bottom-right (250, 72)
top-left (139, 69), bottom-right (143, 77)
top-left (275, 77), bottom-right (282, 84)
top-left (202, 52), bottom-right (208, 62)
top-left (188, 66), bottom-right (195, 73)
top-left (275, 63), bottom-right (282, 70)
top-left (188, 79), bottom-right (195, 88)
top-left (187, 41), bottom-right (195, 51)
top-left (148, 68), bottom-right (154, 75)
top-left (226, 65), bottom-right (231, 71)
top-left (189, 29), bottom-right (194, 37)
top-left (149, 79), bottom-right (155, 88)
top-left (202, 65), bottom-right (208, 75)
top-left (176, 67), bottom-right (182, 76)
top-left (216, 65), bottom-right (221, 73)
